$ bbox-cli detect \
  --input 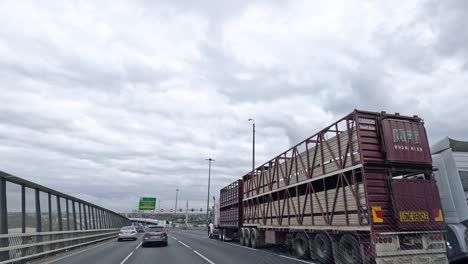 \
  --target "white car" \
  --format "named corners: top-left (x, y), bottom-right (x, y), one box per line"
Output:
top-left (118, 226), bottom-right (138, 241)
